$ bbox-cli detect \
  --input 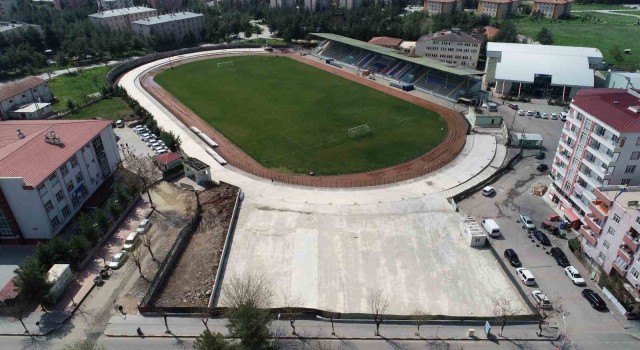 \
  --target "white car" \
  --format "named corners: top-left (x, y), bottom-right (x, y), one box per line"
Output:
top-left (139, 133), bottom-right (150, 140)
top-left (541, 112), bottom-right (549, 119)
top-left (141, 134), bottom-right (155, 142)
top-left (519, 214), bottom-right (535, 230)
top-left (517, 267), bottom-right (535, 286)
top-left (531, 290), bottom-right (552, 309)
top-left (149, 141), bottom-right (161, 148)
top-left (551, 113), bottom-right (558, 120)
top-left (481, 186), bottom-right (496, 197)
top-left (155, 148), bottom-right (169, 155)
top-left (565, 266), bottom-right (586, 286)
top-left (107, 250), bottom-right (128, 269)
top-left (518, 110), bottom-right (525, 116)
top-left (137, 219), bottom-right (151, 234)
